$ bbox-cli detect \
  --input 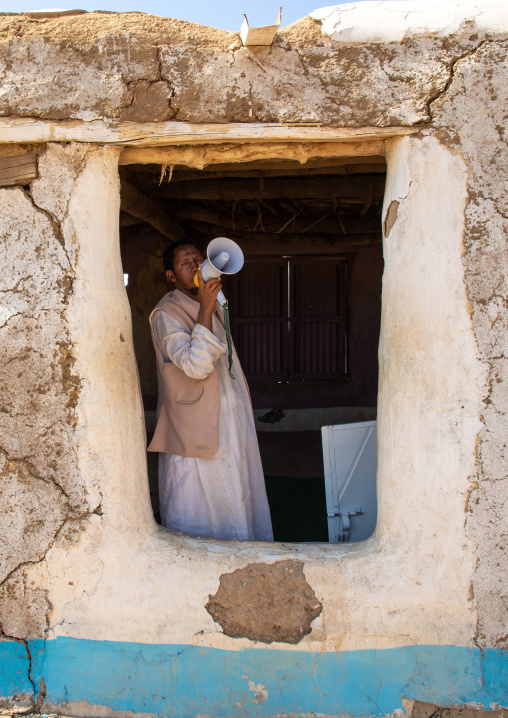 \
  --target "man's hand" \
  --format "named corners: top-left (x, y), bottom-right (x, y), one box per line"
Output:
top-left (197, 267), bottom-right (221, 332)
